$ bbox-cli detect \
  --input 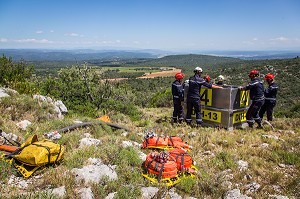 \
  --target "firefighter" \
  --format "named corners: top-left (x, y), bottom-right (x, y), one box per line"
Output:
top-left (203, 74), bottom-right (211, 83)
top-left (186, 67), bottom-right (221, 126)
top-left (216, 75), bottom-right (225, 86)
top-left (172, 72), bottom-right (185, 123)
top-left (259, 73), bottom-right (278, 121)
top-left (239, 70), bottom-right (264, 128)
